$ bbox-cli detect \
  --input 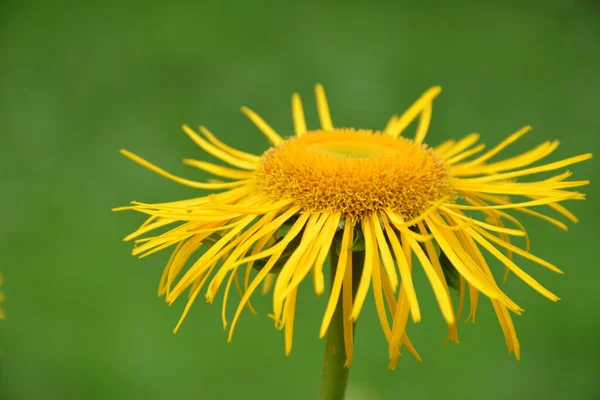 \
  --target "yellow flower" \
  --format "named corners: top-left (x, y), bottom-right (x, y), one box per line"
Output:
top-left (116, 84), bottom-right (590, 368)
